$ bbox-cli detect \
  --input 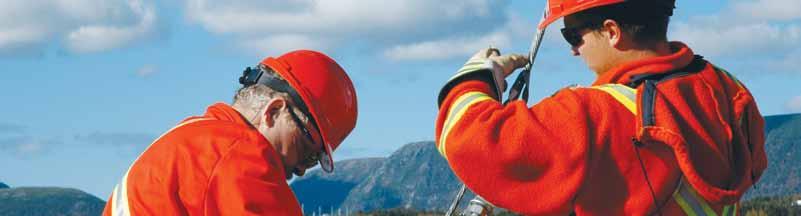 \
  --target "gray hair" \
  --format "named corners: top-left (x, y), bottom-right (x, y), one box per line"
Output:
top-left (233, 83), bottom-right (310, 124)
